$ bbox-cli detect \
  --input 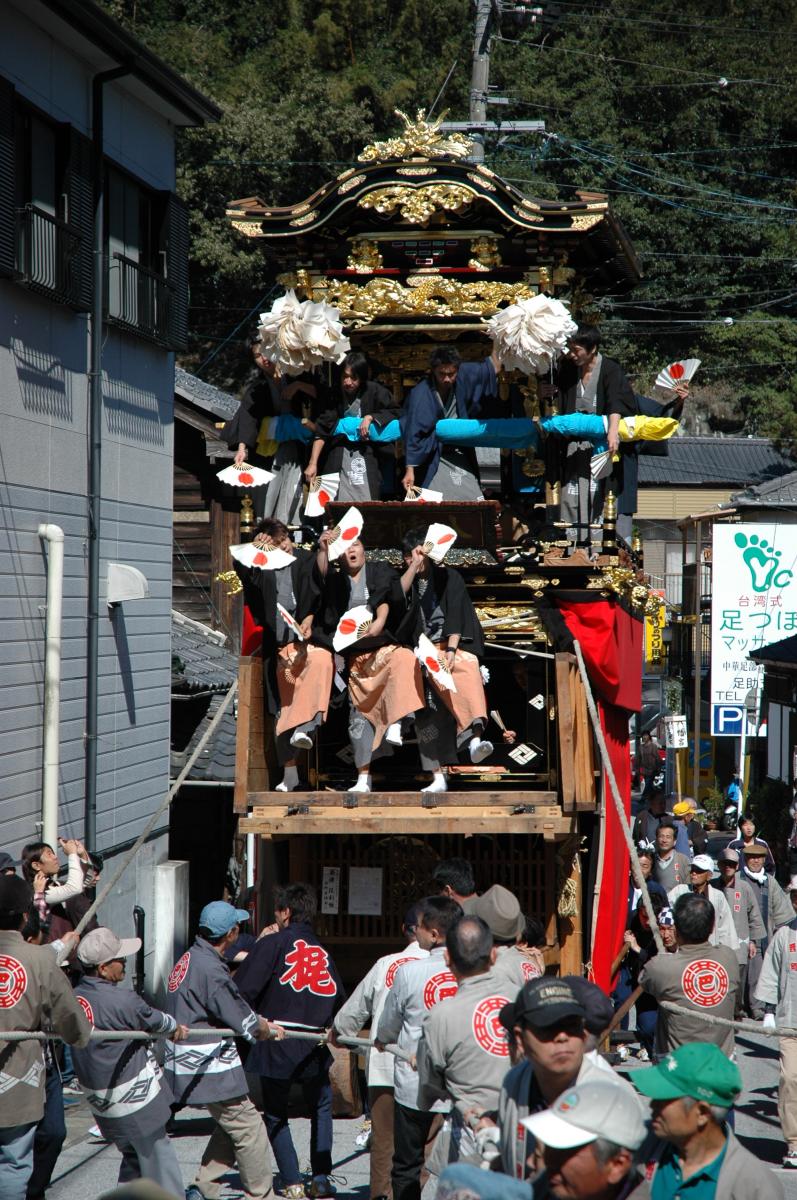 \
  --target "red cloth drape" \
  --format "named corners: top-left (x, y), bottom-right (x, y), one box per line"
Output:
top-left (555, 598), bottom-right (642, 993)
top-left (241, 604), bottom-right (263, 657)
